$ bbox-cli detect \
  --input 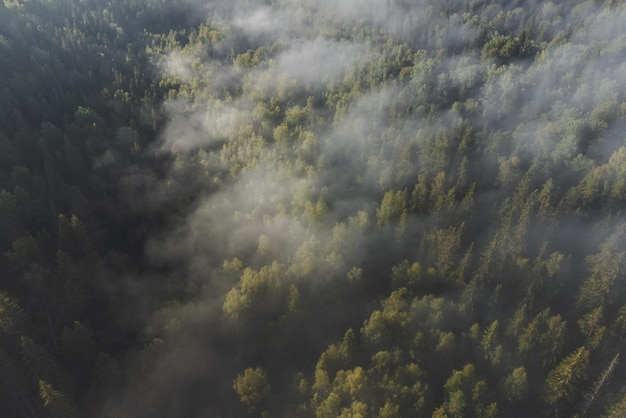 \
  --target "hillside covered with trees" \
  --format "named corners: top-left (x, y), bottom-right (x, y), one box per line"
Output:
top-left (2, 0), bottom-right (626, 416)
